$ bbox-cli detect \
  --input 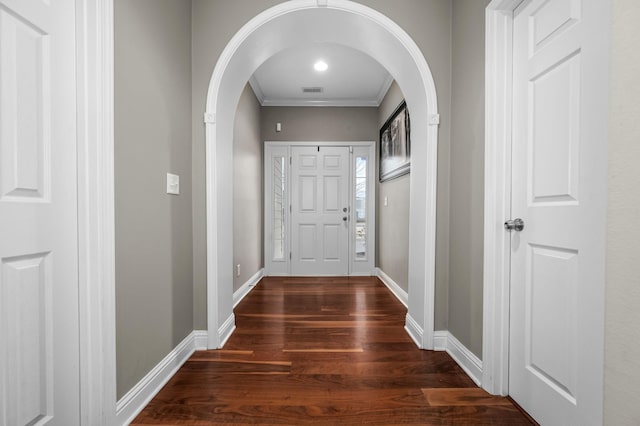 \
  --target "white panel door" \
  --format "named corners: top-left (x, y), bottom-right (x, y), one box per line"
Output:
top-left (509, 0), bottom-right (608, 424)
top-left (291, 146), bottom-right (350, 275)
top-left (0, 0), bottom-right (80, 424)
